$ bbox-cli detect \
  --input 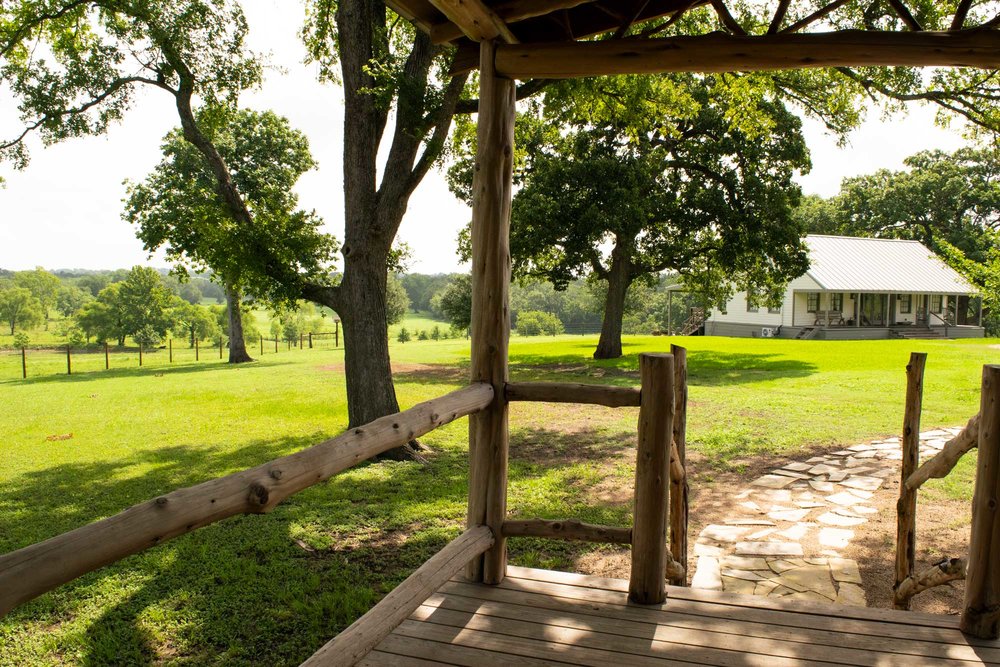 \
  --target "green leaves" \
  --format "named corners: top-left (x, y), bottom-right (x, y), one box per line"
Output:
top-left (1, 0), bottom-right (262, 168)
top-left (124, 106), bottom-right (338, 308)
